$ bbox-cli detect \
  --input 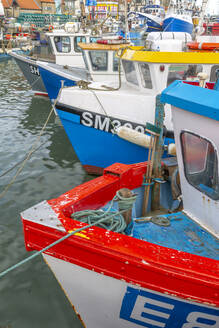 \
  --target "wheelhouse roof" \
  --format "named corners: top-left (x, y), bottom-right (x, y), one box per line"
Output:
top-left (161, 80), bottom-right (219, 121)
top-left (120, 48), bottom-right (219, 64)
